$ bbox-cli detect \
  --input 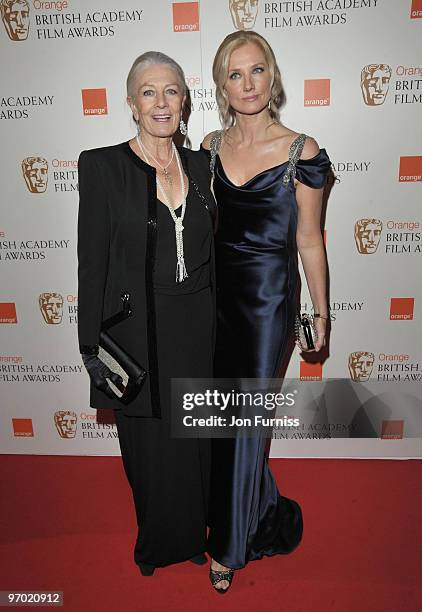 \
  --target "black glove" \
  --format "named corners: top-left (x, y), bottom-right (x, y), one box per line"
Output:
top-left (81, 353), bottom-right (124, 400)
